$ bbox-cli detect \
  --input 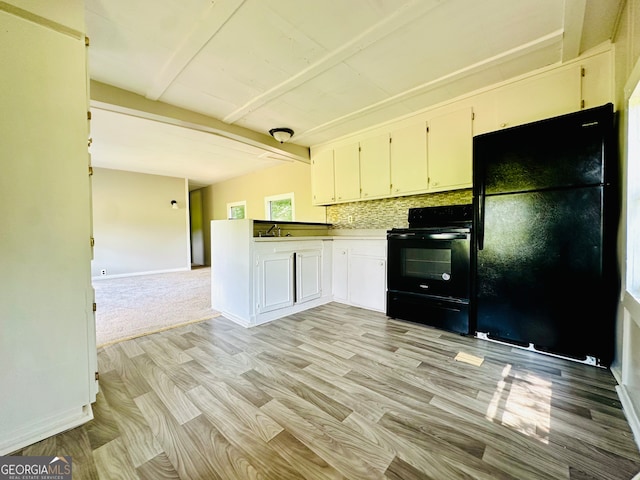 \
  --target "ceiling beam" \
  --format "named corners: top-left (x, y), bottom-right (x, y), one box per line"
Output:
top-left (222, 0), bottom-right (443, 125)
top-left (145, 0), bottom-right (247, 101)
top-left (90, 80), bottom-right (310, 163)
top-left (562, 0), bottom-right (586, 62)
top-left (294, 30), bottom-right (564, 143)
